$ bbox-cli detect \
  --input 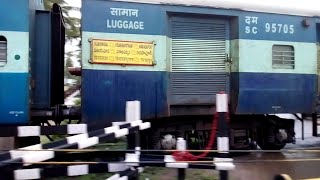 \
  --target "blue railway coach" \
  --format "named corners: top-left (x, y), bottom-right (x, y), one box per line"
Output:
top-left (1, 0), bottom-right (320, 150)
top-left (0, 0), bottom-right (34, 125)
top-left (0, 0), bottom-right (65, 130)
top-left (81, 0), bottom-right (320, 150)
